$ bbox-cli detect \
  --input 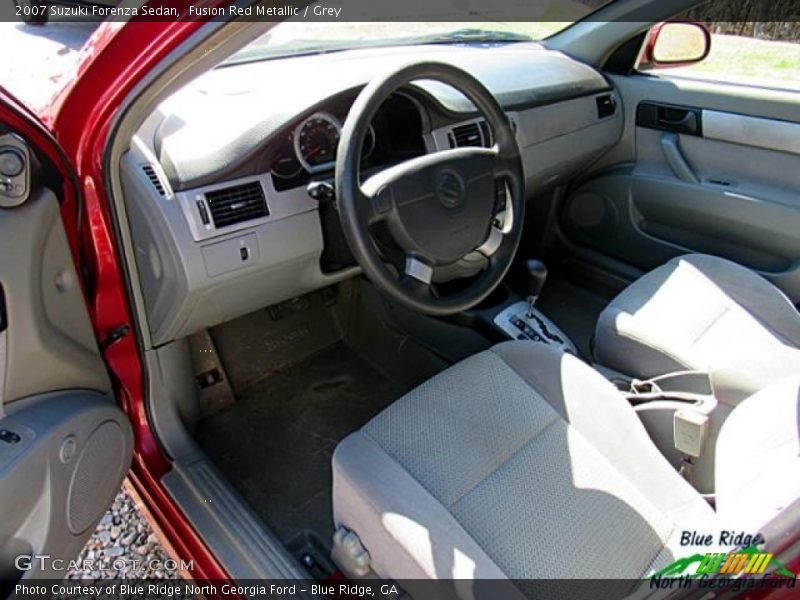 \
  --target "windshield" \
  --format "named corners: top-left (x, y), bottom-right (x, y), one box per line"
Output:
top-left (227, 1), bottom-right (615, 64)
